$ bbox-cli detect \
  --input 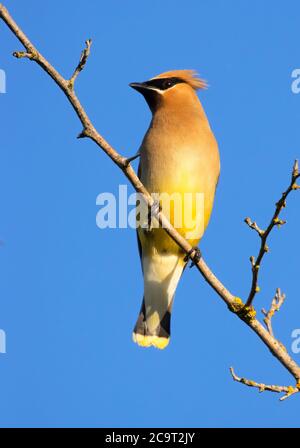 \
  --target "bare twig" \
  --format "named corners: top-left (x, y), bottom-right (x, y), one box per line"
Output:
top-left (230, 367), bottom-right (300, 401)
top-left (1, 4), bottom-right (300, 398)
top-left (245, 159), bottom-right (300, 307)
top-left (262, 288), bottom-right (286, 338)
top-left (68, 38), bottom-right (92, 89)
top-left (244, 217), bottom-right (265, 237)
top-left (13, 50), bottom-right (34, 59)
